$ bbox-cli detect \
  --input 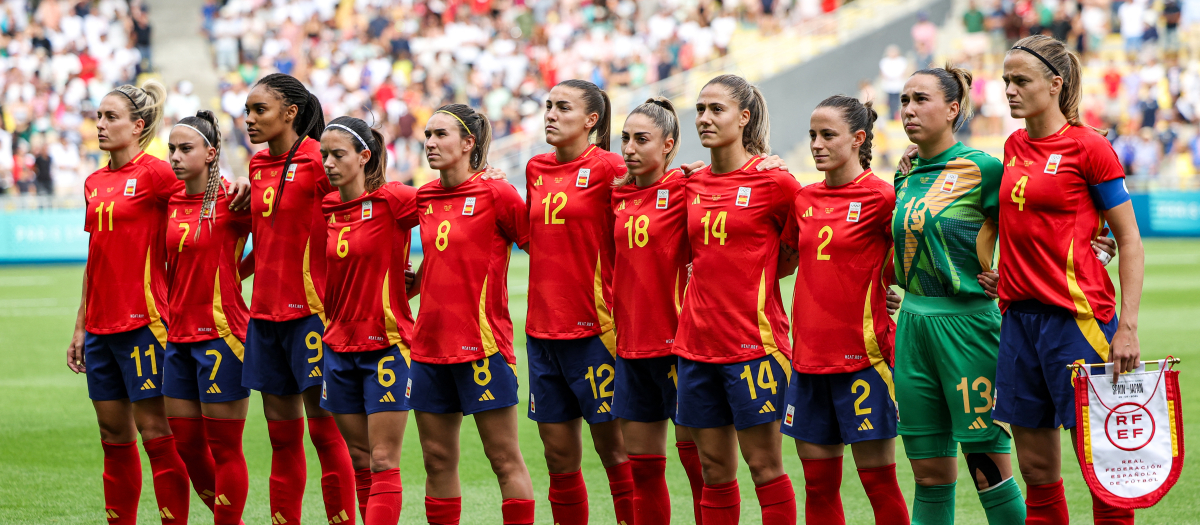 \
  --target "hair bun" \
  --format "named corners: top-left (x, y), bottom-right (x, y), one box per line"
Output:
top-left (196, 110), bottom-right (216, 125)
